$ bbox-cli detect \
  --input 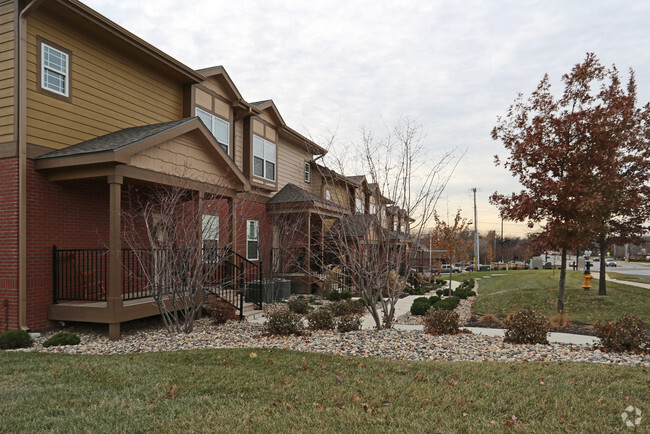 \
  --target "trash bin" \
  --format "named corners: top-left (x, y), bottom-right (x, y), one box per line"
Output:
top-left (245, 280), bottom-right (262, 304)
